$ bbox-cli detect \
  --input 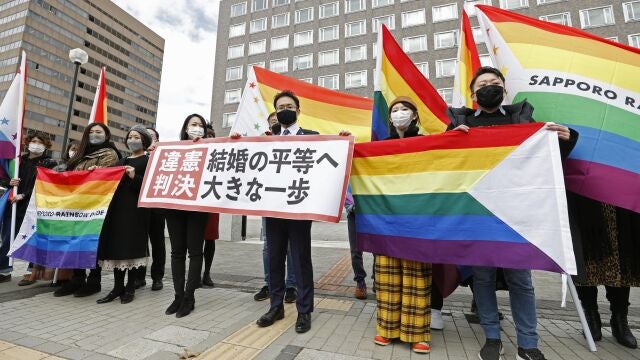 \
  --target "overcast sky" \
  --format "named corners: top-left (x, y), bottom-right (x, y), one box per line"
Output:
top-left (112, 0), bottom-right (219, 140)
